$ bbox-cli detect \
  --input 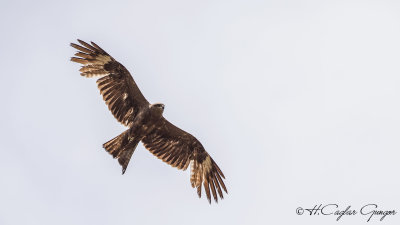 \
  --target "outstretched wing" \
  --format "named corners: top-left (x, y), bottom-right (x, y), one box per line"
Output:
top-left (141, 118), bottom-right (227, 203)
top-left (70, 39), bottom-right (149, 126)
